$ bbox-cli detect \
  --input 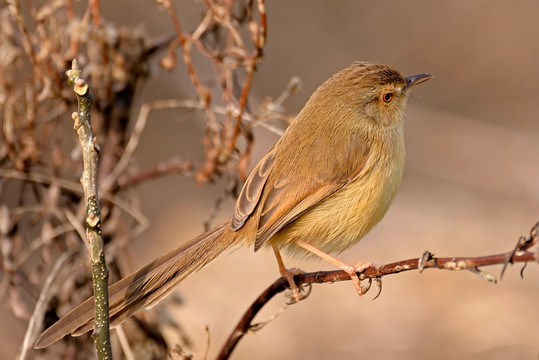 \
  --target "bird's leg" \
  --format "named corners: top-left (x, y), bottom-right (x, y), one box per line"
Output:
top-left (294, 239), bottom-right (373, 295)
top-left (272, 246), bottom-right (305, 302)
